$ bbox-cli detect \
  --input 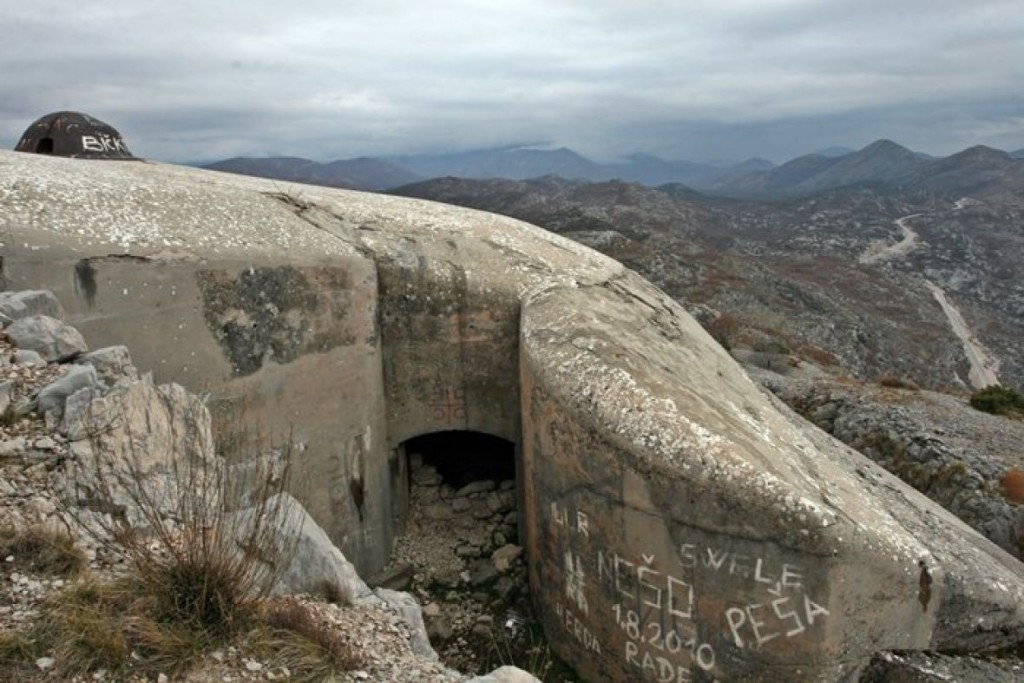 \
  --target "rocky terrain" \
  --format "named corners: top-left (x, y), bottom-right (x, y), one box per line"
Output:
top-left (740, 354), bottom-right (1024, 559)
top-left (390, 175), bottom-right (1024, 392)
top-left (0, 289), bottom-right (540, 683)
